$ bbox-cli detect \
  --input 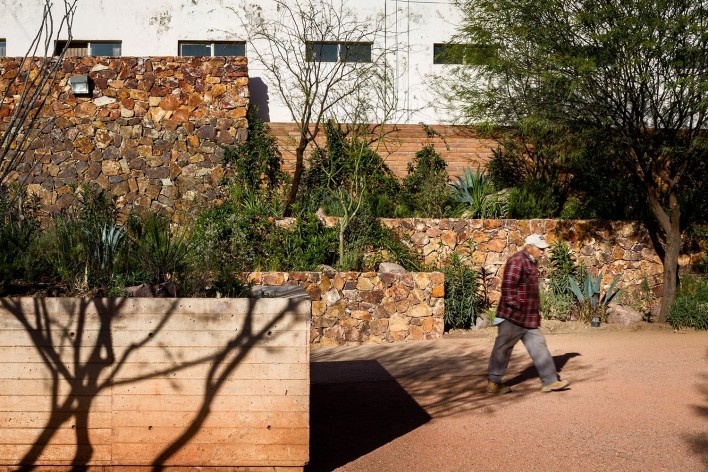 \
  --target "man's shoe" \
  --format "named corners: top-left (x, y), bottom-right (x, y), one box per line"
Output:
top-left (486, 380), bottom-right (512, 394)
top-left (541, 379), bottom-right (570, 392)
